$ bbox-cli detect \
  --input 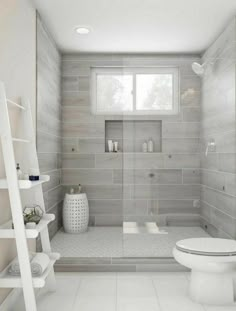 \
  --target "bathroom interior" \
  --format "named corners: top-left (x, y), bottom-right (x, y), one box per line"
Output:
top-left (41, 16), bottom-right (236, 271)
top-left (39, 5), bottom-right (235, 266)
top-left (1, 0), bottom-right (236, 310)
